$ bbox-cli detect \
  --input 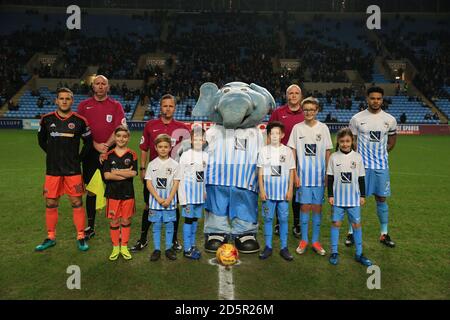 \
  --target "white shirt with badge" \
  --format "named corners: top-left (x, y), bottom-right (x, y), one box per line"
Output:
top-left (175, 149), bottom-right (209, 206)
top-left (145, 157), bottom-right (179, 210)
top-left (288, 121), bottom-right (333, 187)
top-left (257, 144), bottom-right (295, 201)
top-left (349, 109), bottom-right (397, 170)
top-left (327, 150), bottom-right (365, 207)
